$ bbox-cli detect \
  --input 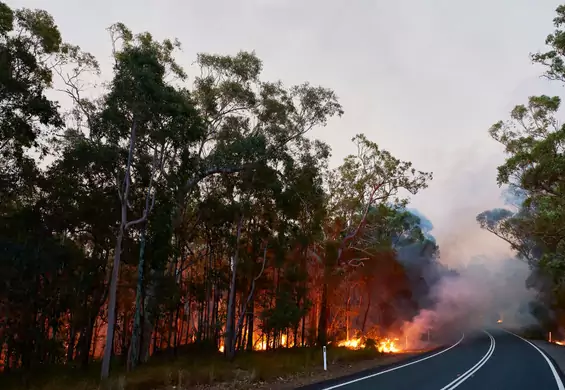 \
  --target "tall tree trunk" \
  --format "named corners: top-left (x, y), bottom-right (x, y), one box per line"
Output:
top-left (67, 323), bottom-right (76, 363)
top-left (246, 298), bottom-right (254, 351)
top-left (346, 287), bottom-right (351, 340)
top-left (237, 312), bottom-right (246, 351)
top-left (128, 223), bottom-right (147, 371)
top-left (140, 269), bottom-right (156, 363)
top-left (101, 119), bottom-right (140, 379)
top-left (225, 216), bottom-right (244, 360)
top-left (317, 282), bottom-right (328, 346)
top-left (79, 314), bottom-right (96, 369)
top-left (233, 245), bottom-right (267, 355)
top-left (212, 282), bottom-right (220, 345)
top-left (152, 320), bottom-right (158, 354)
top-left (203, 245), bottom-right (211, 341)
top-left (100, 224), bottom-right (124, 378)
top-left (173, 304), bottom-right (181, 355)
top-left (361, 290), bottom-right (372, 333)
top-left (301, 314), bottom-right (306, 347)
